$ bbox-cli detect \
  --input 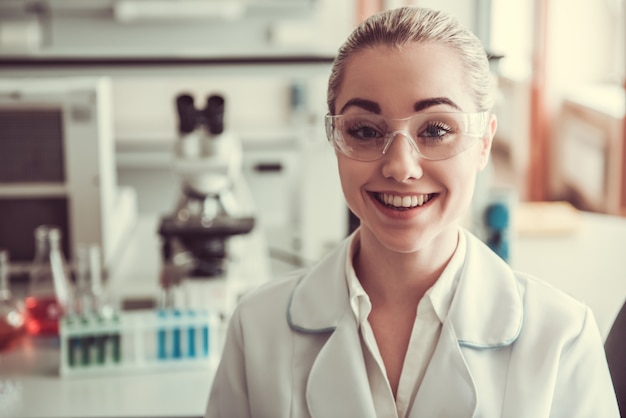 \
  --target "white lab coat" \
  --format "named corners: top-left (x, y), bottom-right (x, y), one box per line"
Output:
top-left (206, 229), bottom-right (619, 417)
